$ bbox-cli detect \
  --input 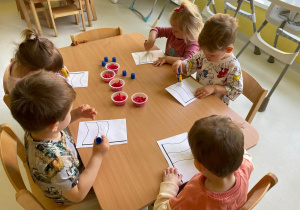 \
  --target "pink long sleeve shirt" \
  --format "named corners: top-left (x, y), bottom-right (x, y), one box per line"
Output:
top-left (151, 27), bottom-right (199, 60)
